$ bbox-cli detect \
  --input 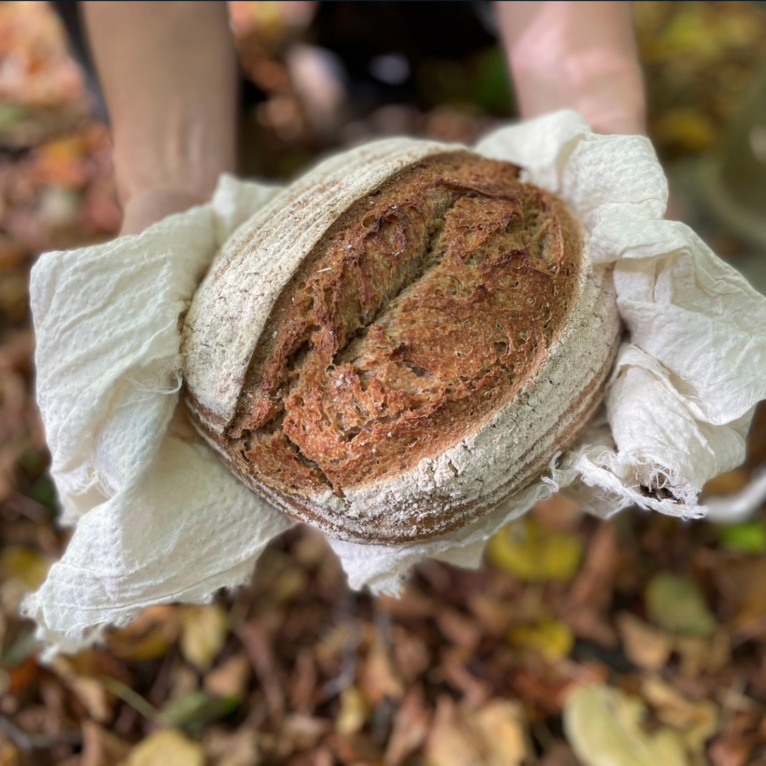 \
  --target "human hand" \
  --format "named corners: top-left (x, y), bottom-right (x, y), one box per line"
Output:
top-left (496, 1), bottom-right (646, 137)
top-left (118, 188), bottom-right (210, 237)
